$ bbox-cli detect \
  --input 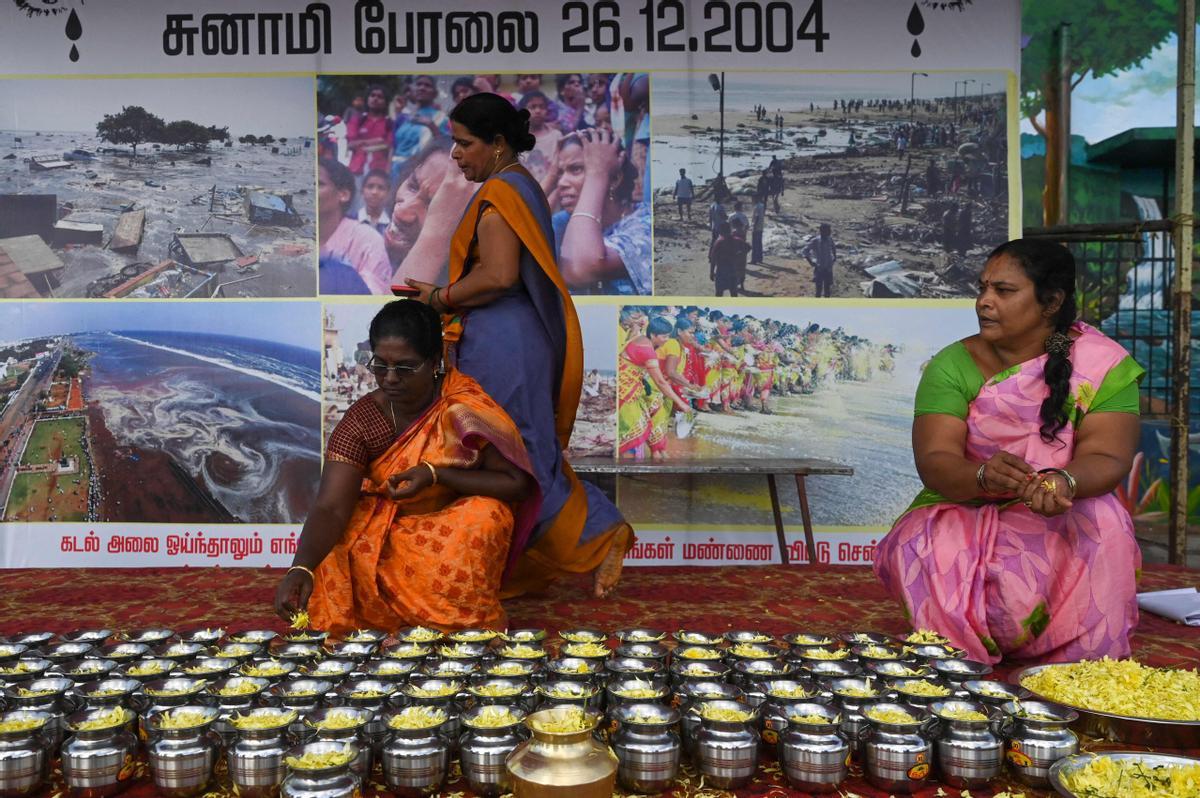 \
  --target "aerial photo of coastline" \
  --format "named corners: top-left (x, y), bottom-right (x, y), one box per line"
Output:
top-left (652, 71), bottom-right (1009, 299)
top-left (0, 302), bottom-right (322, 524)
top-left (0, 77), bottom-right (316, 299)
